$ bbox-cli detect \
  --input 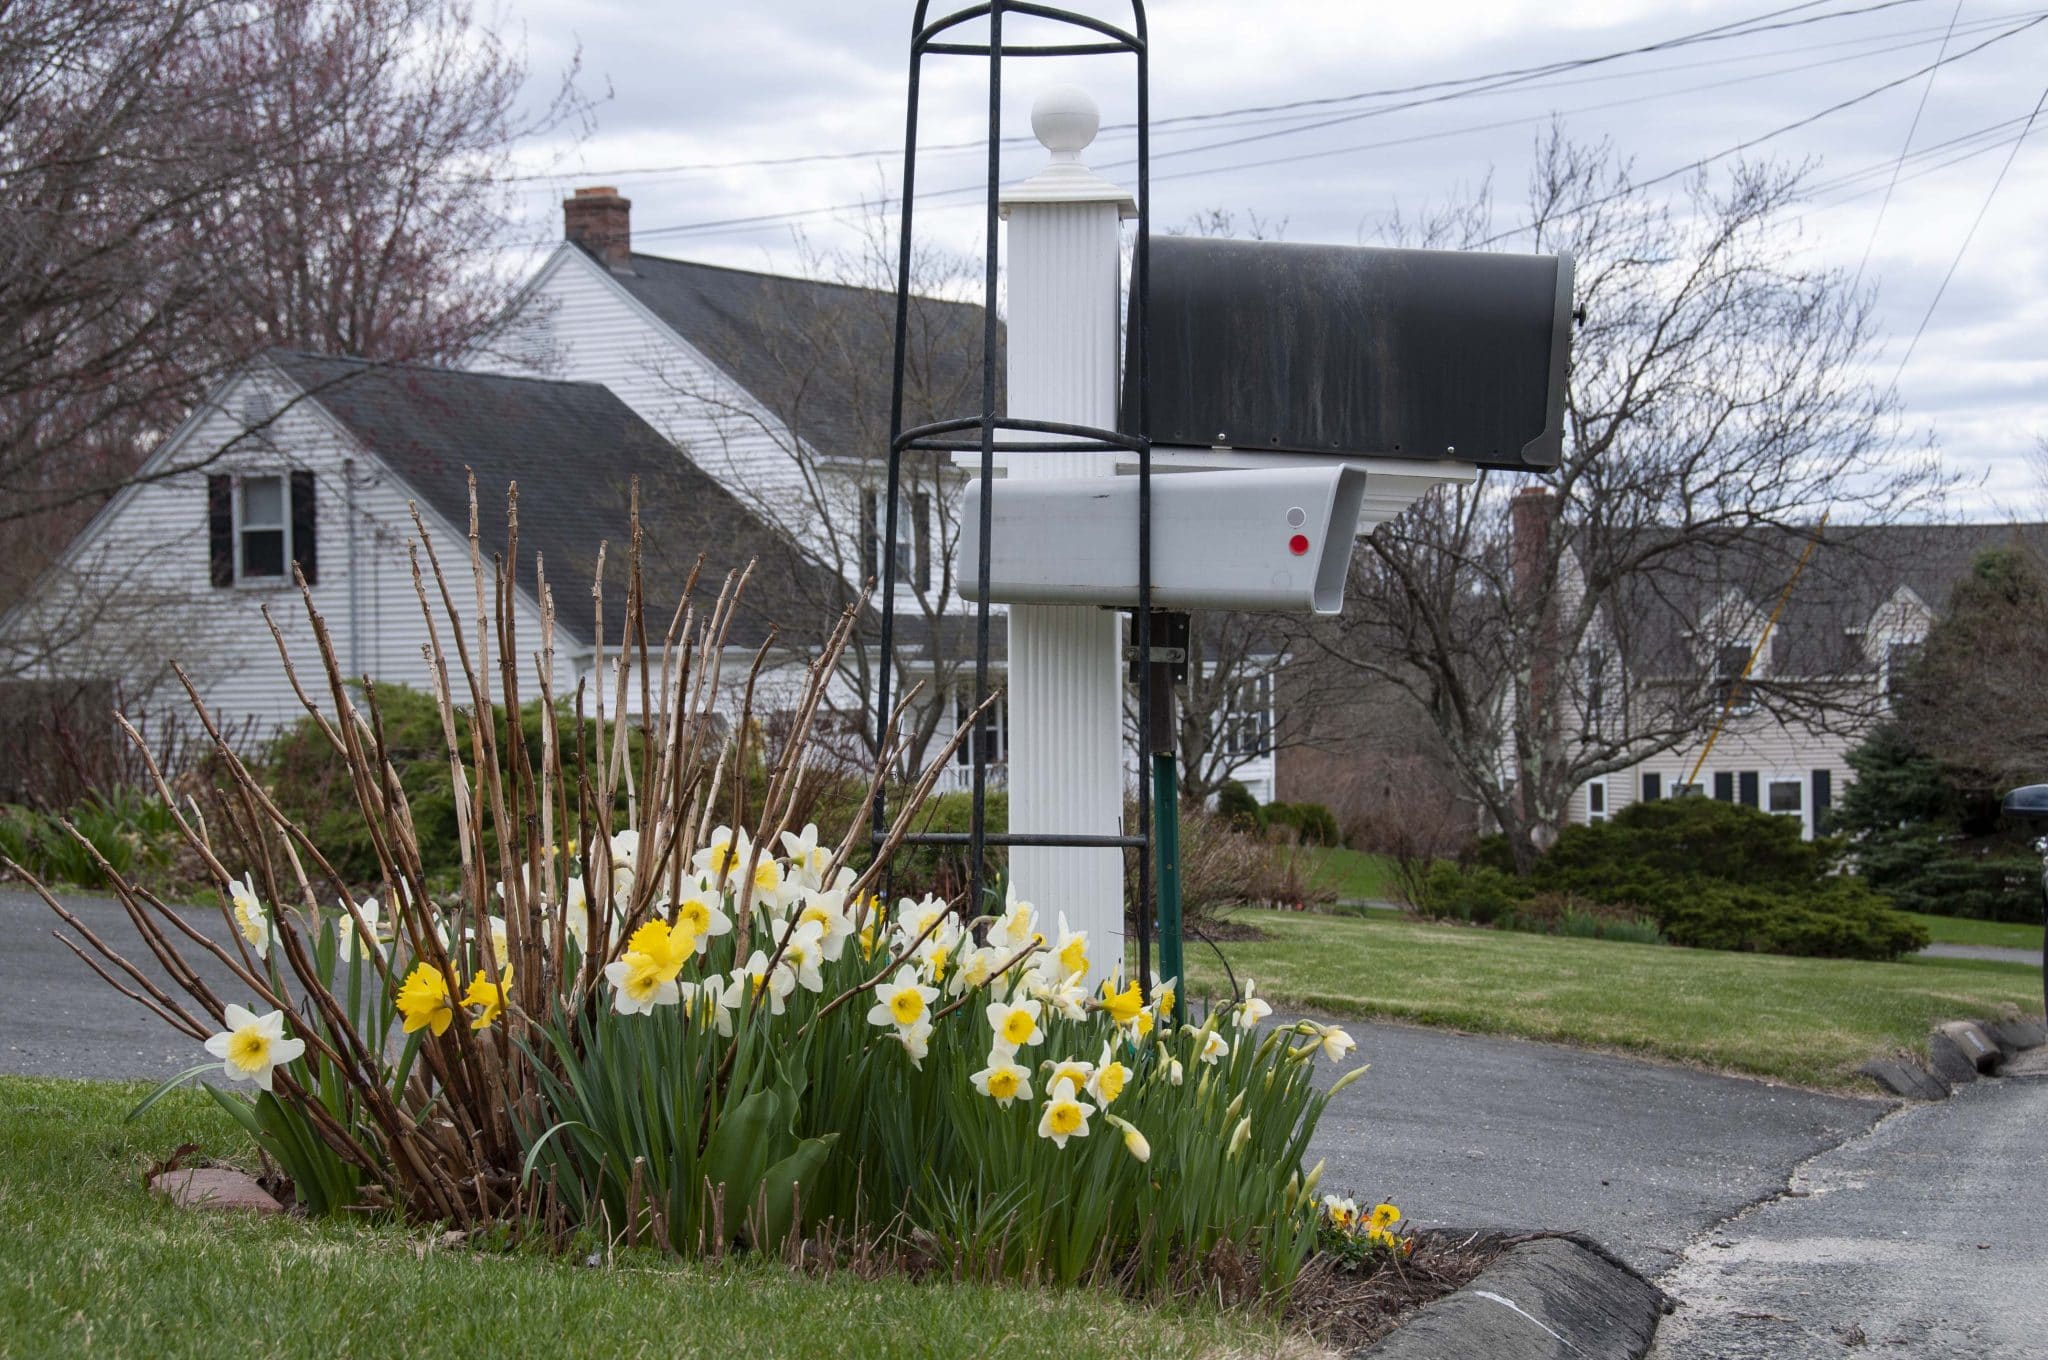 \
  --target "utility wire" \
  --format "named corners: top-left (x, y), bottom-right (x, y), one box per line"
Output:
top-left (509, 0), bottom-right (1929, 184)
top-left (1852, 0), bottom-right (1966, 291)
top-left (1889, 79), bottom-right (2048, 381)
